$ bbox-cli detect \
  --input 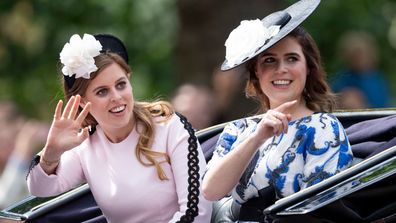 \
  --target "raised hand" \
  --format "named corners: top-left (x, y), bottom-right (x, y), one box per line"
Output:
top-left (42, 95), bottom-right (91, 162)
top-left (252, 100), bottom-right (296, 143)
